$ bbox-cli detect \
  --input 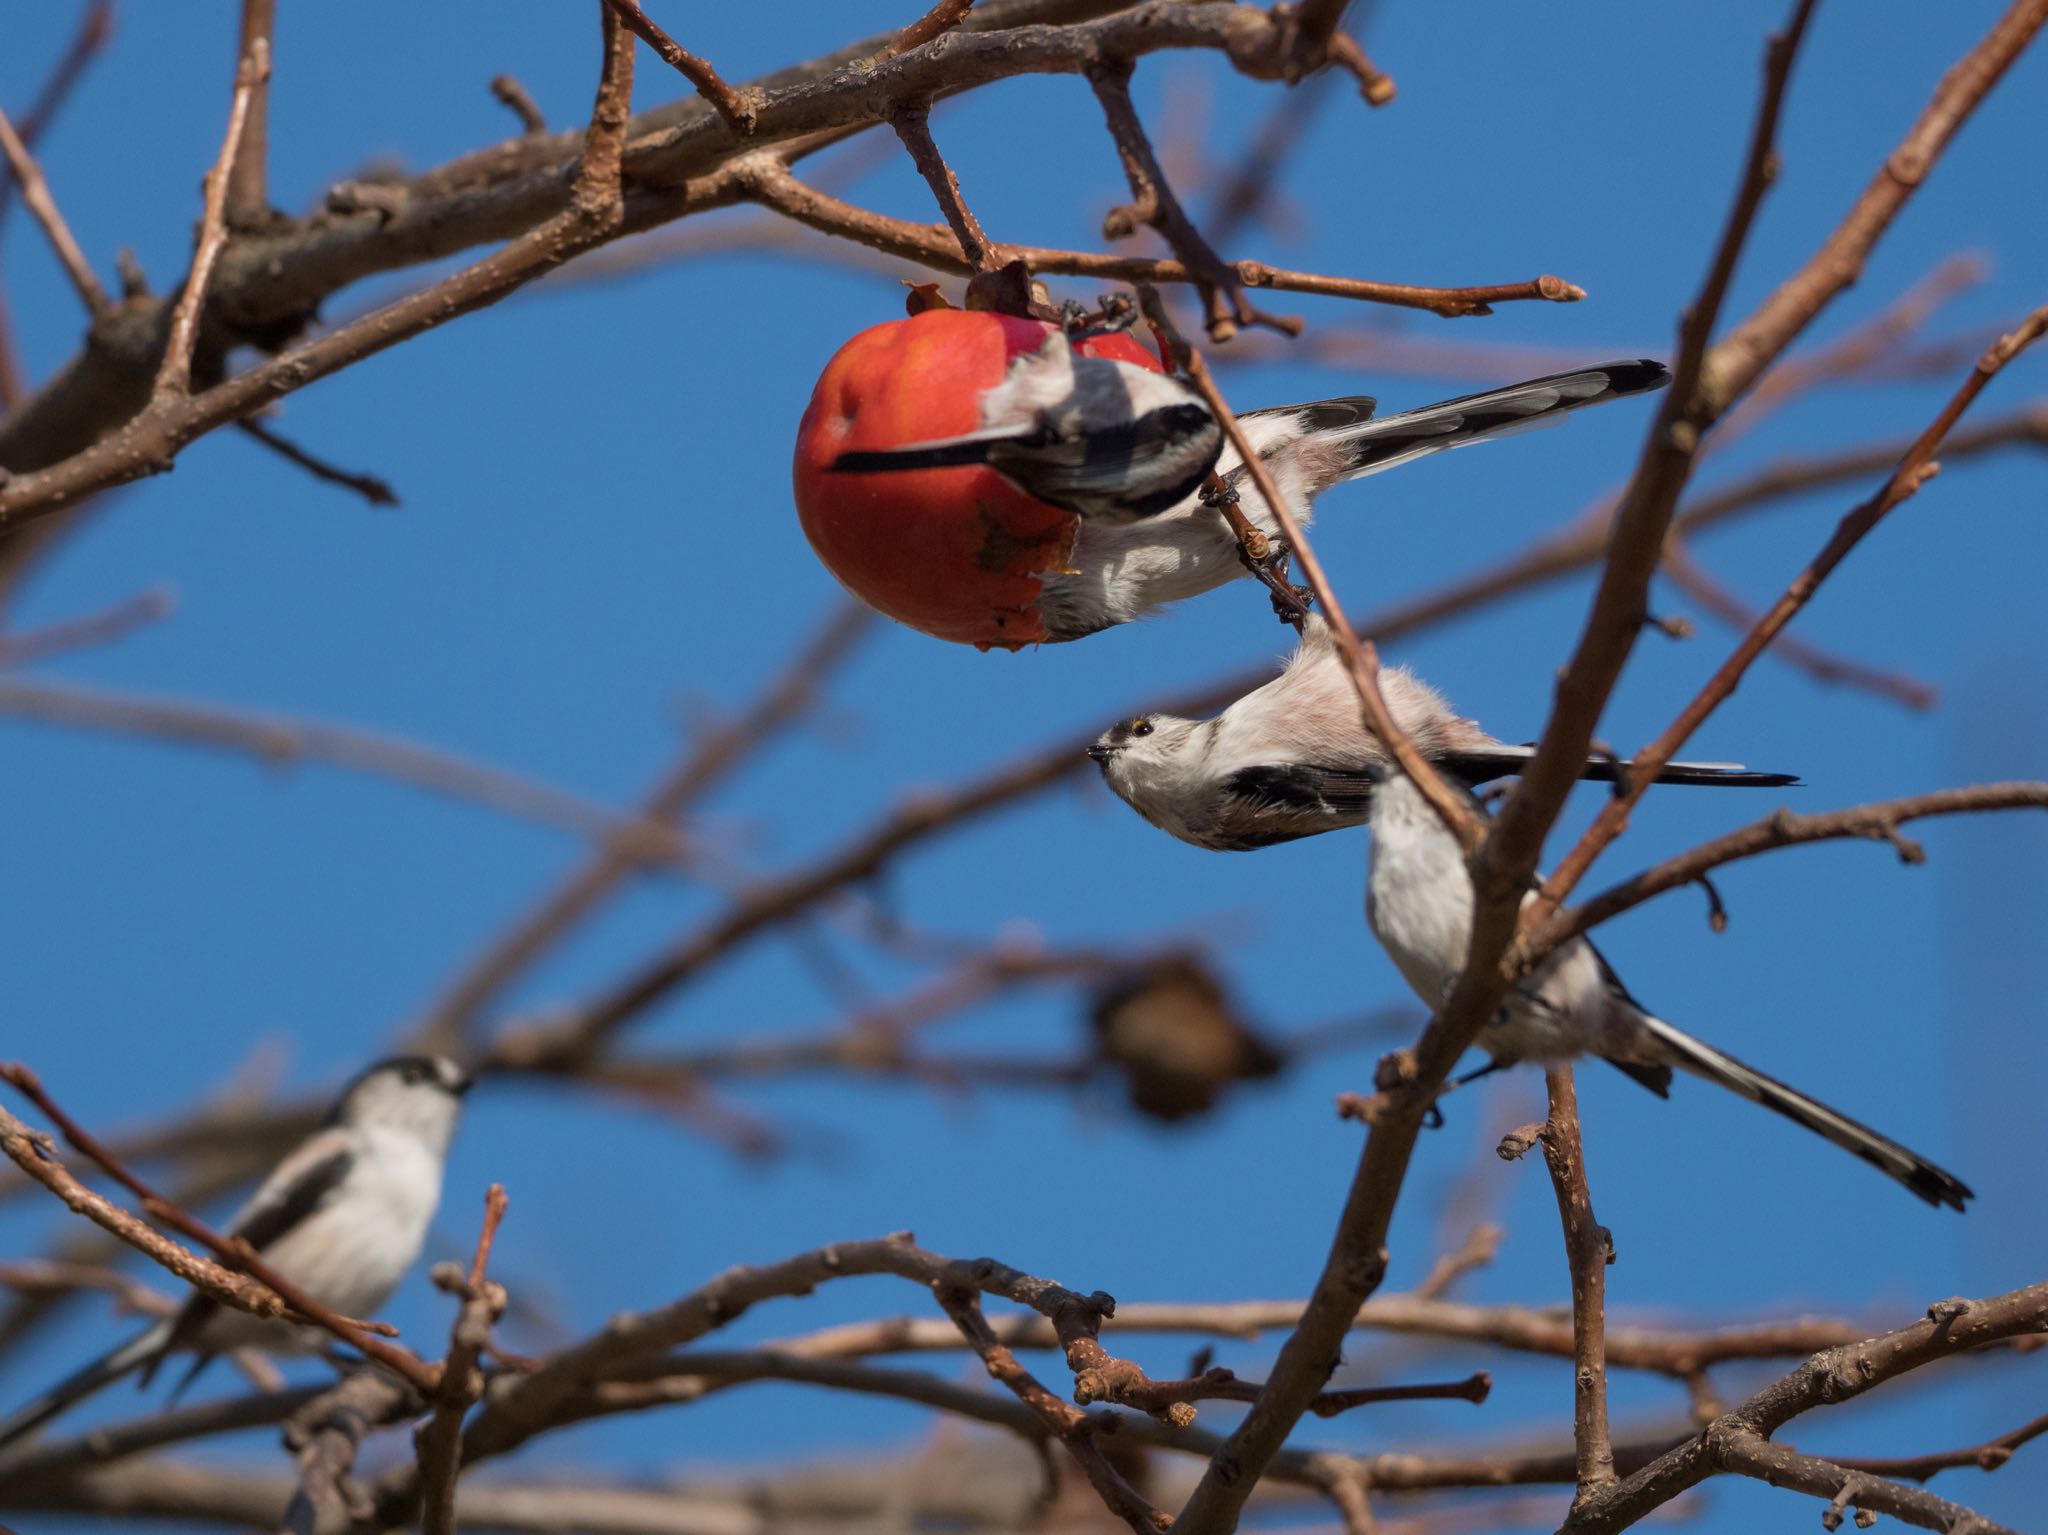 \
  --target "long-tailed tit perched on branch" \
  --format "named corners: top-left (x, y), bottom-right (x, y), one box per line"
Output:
top-left (1364, 767), bottom-right (1972, 1210)
top-left (0, 1056), bottom-right (471, 1452)
top-left (1091, 617), bottom-right (1798, 851)
top-left (795, 310), bottom-right (1670, 648)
